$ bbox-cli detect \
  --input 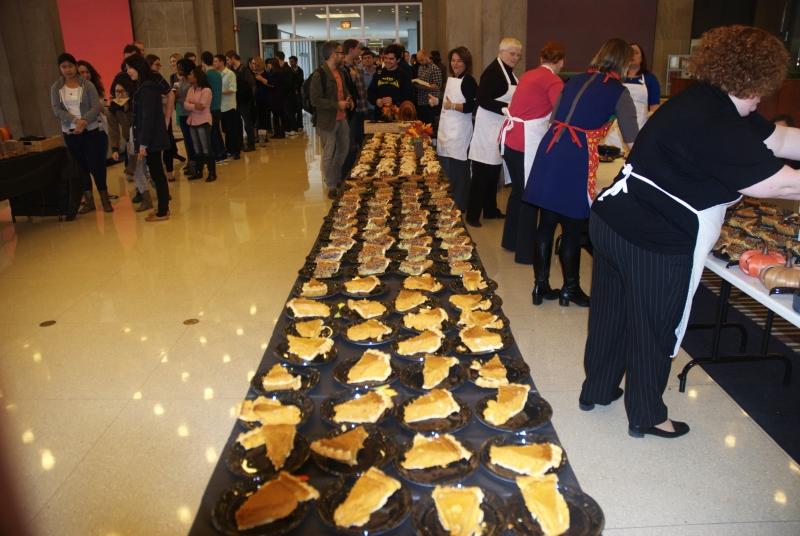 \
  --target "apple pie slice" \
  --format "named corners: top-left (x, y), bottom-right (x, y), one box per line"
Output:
top-left (347, 319), bottom-right (393, 342)
top-left (401, 433), bottom-right (471, 470)
top-left (310, 425), bottom-right (370, 466)
top-left (470, 355), bottom-right (510, 388)
top-left (422, 355), bottom-right (459, 389)
top-left (333, 467), bottom-right (402, 528)
top-left (517, 474), bottom-right (570, 536)
top-left (286, 298), bottom-right (330, 318)
top-left (236, 424), bottom-right (296, 470)
top-left (460, 326), bottom-right (503, 353)
top-left (347, 349), bottom-right (392, 383)
top-left (261, 364), bottom-right (302, 391)
top-left (483, 384), bottom-right (530, 426)
top-left (235, 472), bottom-right (319, 530)
top-left (333, 388), bottom-right (396, 424)
top-left (489, 442), bottom-right (563, 476)
top-left (238, 397), bottom-right (302, 425)
top-left (404, 388), bottom-right (460, 423)
top-left (432, 486), bottom-right (485, 536)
